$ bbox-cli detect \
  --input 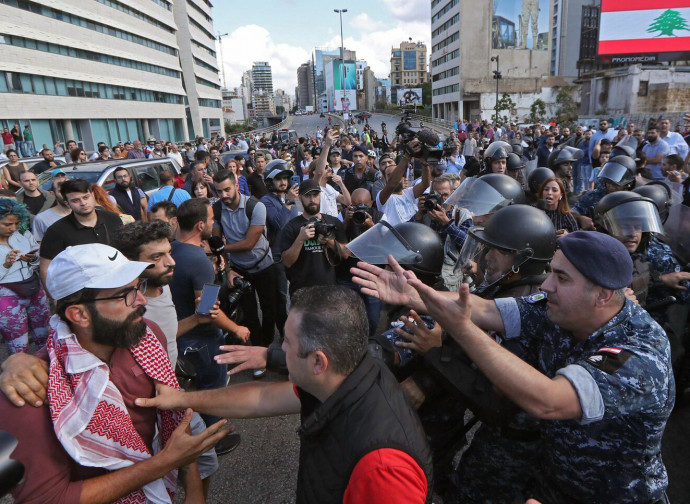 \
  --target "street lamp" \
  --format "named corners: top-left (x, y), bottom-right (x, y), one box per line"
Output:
top-left (490, 55), bottom-right (501, 124)
top-left (217, 32), bottom-right (229, 89)
top-left (334, 9), bottom-right (348, 115)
